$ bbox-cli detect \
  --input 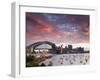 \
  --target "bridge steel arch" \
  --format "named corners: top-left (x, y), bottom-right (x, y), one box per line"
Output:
top-left (27, 41), bottom-right (57, 54)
